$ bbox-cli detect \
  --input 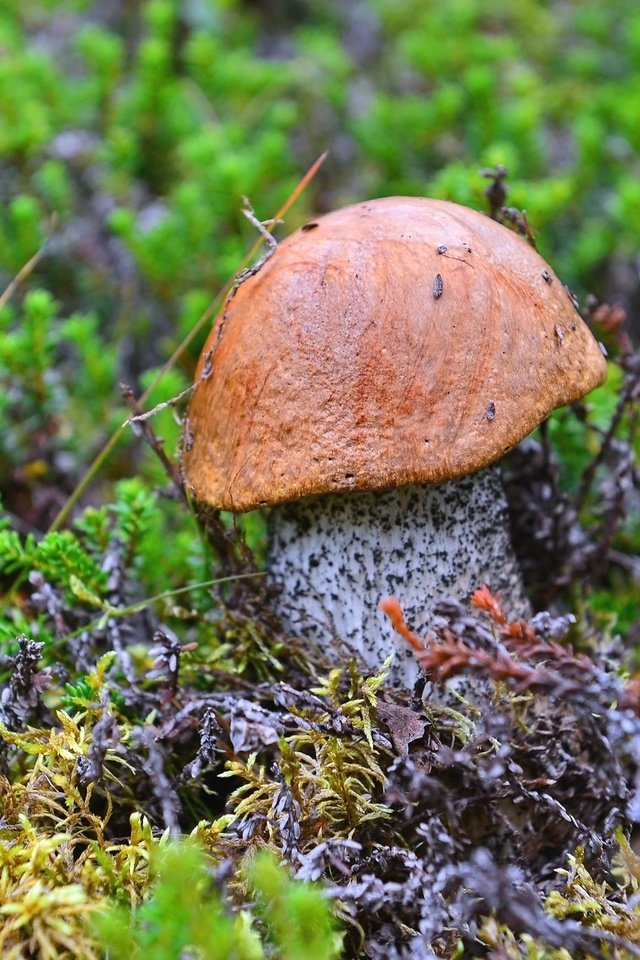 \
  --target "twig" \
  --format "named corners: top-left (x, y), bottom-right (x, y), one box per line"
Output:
top-left (124, 384), bottom-right (195, 425)
top-left (234, 195), bottom-right (281, 286)
top-left (482, 165), bottom-right (509, 220)
top-left (0, 217), bottom-right (56, 310)
top-left (575, 376), bottom-right (638, 513)
top-left (54, 571), bottom-right (267, 646)
top-left (242, 195), bottom-right (281, 248)
top-left (120, 382), bottom-right (186, 502)
top-left (138, 724), bottom-right (181, 833)
top-left (480, 167), bottom-right (537, 247)
top-left (123, 351), bottom-right (212, 427)
top-left (608, 548), bottom-right (640, 578)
